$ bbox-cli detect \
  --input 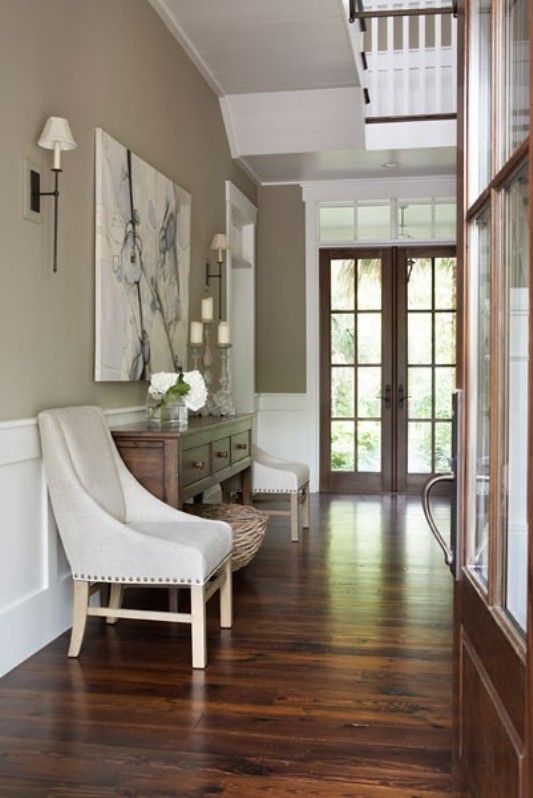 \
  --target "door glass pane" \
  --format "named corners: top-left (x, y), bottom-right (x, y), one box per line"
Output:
top-left (435, 367), bottom-right (455, 419)
top-left (357, 259), bottom-right (382, 309)
top-left (468, 210), bottom-right (491, 586)
top-left (408, 258), bottom-right (432, 309)
top-left (469, 0), bottom-right (492, 199)
top-left (331, 260), bottom-right (355, 309)
top-left (435, 257), bottom-right (457, 309)
top-left (358, 313), bottom-right (381, 363)
top-left (408, 367), bottom-right (432, 418)
top-left (331, 314), bottom-right (355, 364)
top-left (357, 421), bottom-right (381, 472)
top-left (408, 421), bottom-right (432, 473)
top-left (331, 421), bottom-right (355, 471)
top-left (356, 203), bottom-right (390, 240)
top-left (408, 313), bottom-right (432, 363)
top-left (502, 166), bottom-right (529, 631)
top-left (504, 0), bottom-right (529, 159)
top-left (407, 257), bottom-right (457, 475)
top-left (435, 422), bottom-right (452, 473)
top-left (435, 313), bottom-right (456, 364)
top-left (331, 368), bottom-right (354, 418)
top-left (358, 367), bottom-right (382, 418)
top-left (320, 206), bottom-right (354, 241)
